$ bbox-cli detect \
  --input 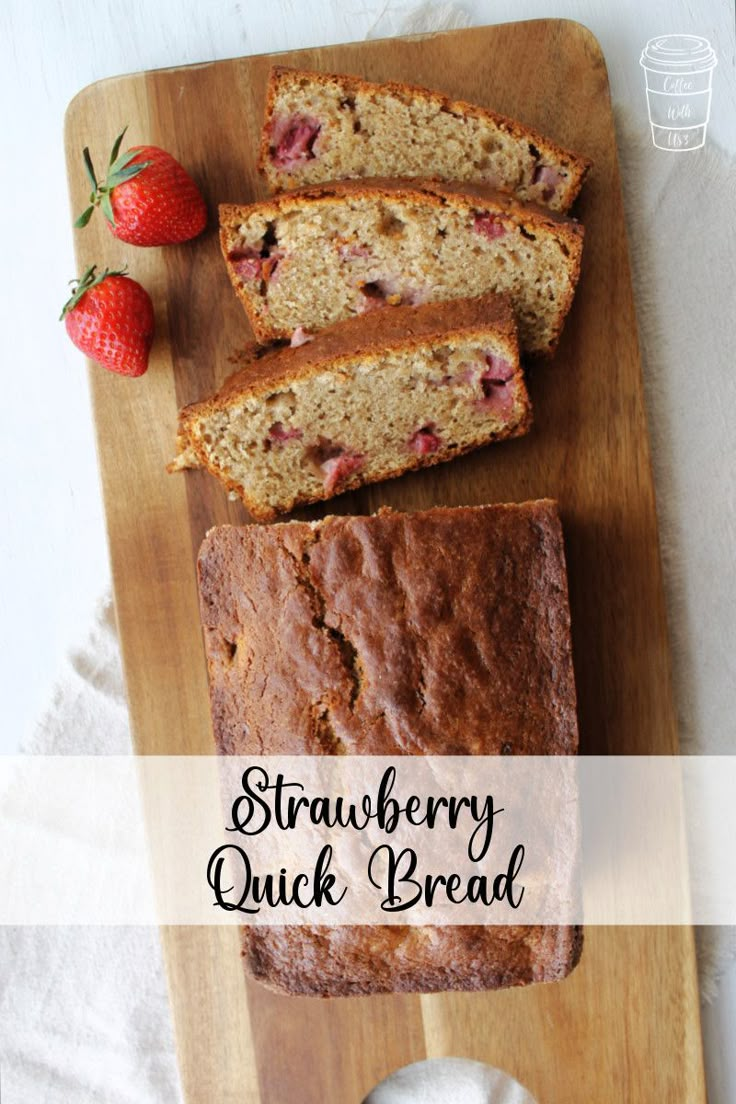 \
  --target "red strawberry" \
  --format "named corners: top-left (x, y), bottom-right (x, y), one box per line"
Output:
top-left (61, 266), bottom-right (154, 377)
top-left (75, 127), bottom-right (207, 246)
